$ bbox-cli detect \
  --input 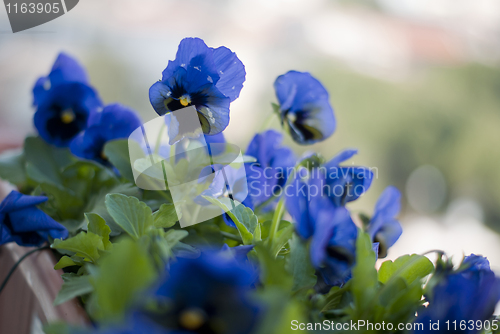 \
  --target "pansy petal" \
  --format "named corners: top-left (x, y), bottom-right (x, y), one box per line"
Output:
top-left (212, 46), bottom-right (246, 102)
top-left (323, 149), bottom-right (358, 170)
top-left (32, 76), bottom-right (50, 106)
top-left (372, 186), bottom-right (401, 221)
top-left (149, 81), bottom-right (173, 116)
top-left (48, 52), bottom-right (89, 87)
top-left (197, 91), bottom-right (230, 135)
top-left (285, 178), bottom-right (313, 239)
top-left (161, 38), bottom-right (214, 81)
